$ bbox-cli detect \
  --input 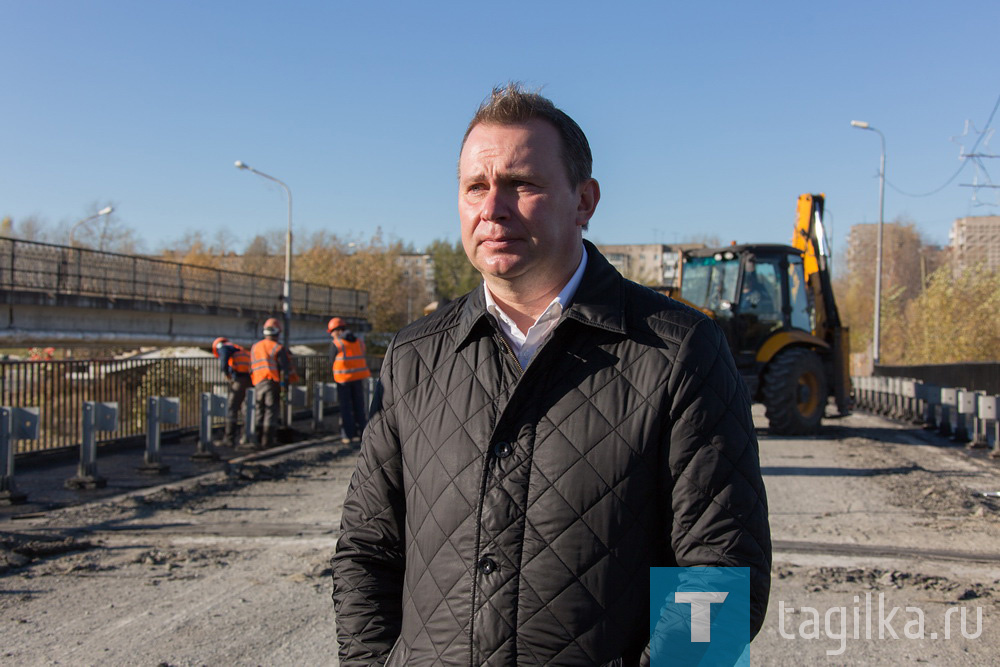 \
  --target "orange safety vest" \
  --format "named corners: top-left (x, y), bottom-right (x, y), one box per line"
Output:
top-left (228, 345), bottom-right (251, 375)
top-left (250, 338), bottom-right (282, 385)
top-left (332, 337), bottom-right (371, 383)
